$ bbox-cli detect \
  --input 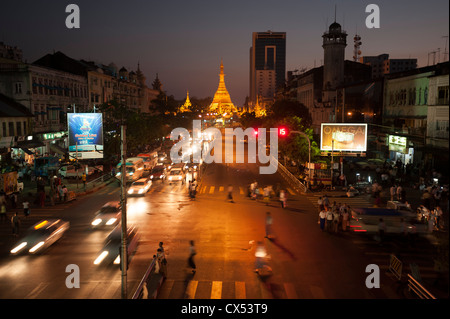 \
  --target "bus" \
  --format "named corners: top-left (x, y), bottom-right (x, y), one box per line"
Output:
top-left (137, 152), bottom-right (158, 171)
top-left (115, 157), bottom-right (144, 183)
